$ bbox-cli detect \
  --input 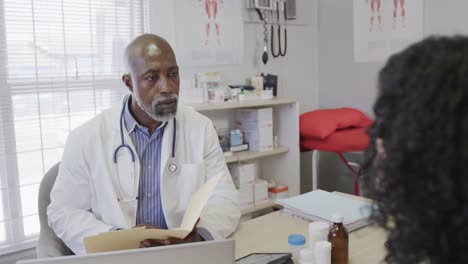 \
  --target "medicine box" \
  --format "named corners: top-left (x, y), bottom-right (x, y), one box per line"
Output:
top-left (229, 162), bottom-right (258, 188)
top-left (268, 185), bottom-right (289, 200)
top-left (236, 108), bottom-right (273, 152)
top-left (254, 179), bottom-right (268, 204)
top-left (239, 185), bottom-right (254, 209)
top-left (230, 129), bottom-right (243, 146)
